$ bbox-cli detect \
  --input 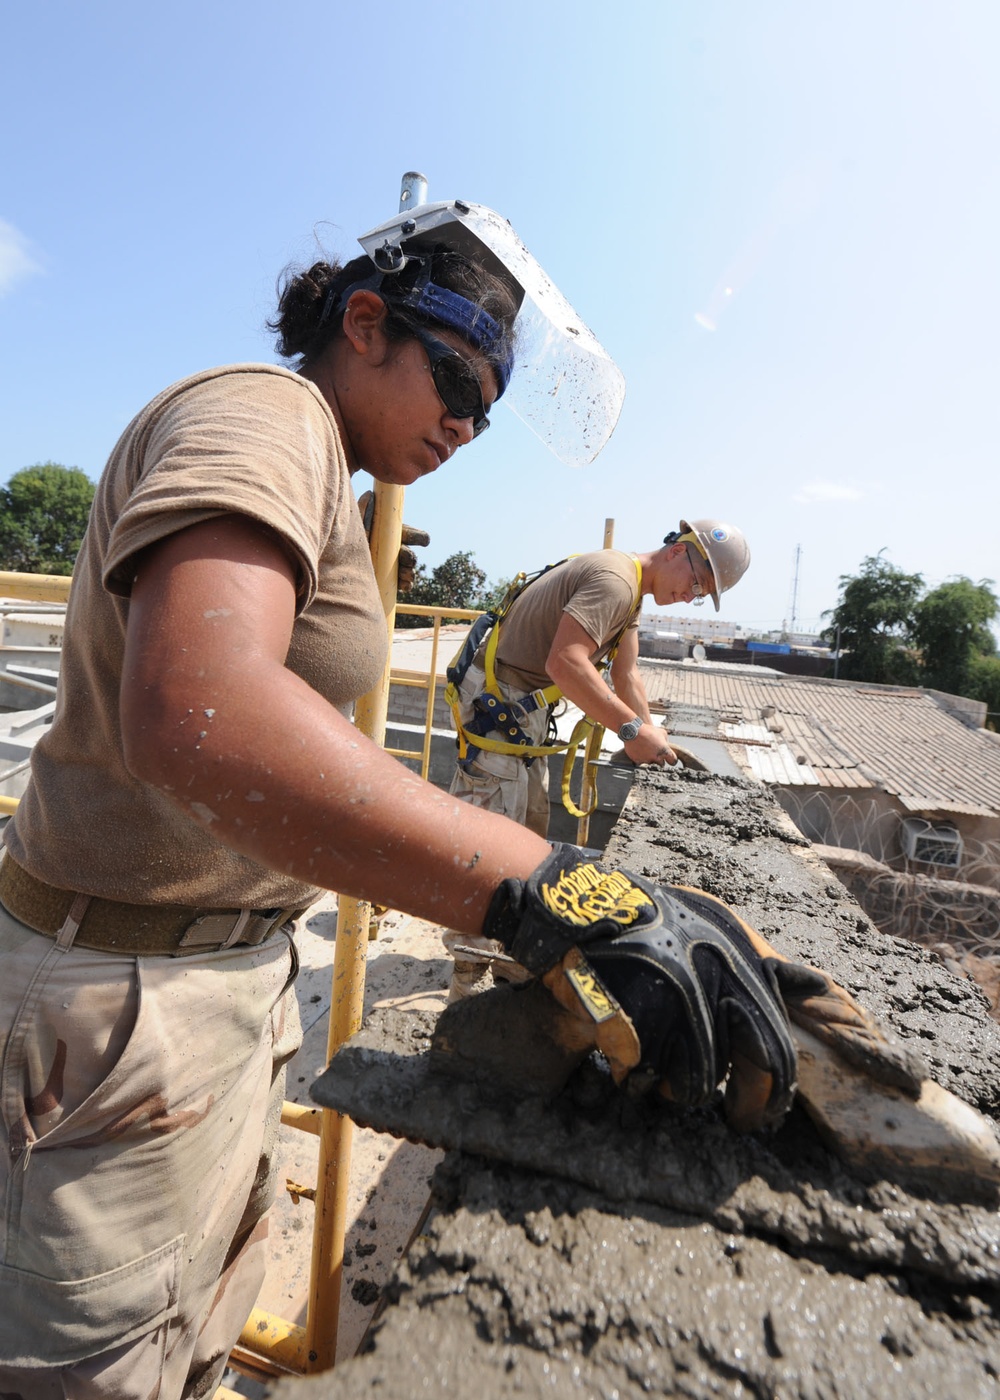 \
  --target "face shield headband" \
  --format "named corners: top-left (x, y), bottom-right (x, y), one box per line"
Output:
top-left (317, 259), bottom-right (514, 398)
top-left (353, 200), bottom-right (624, 465)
